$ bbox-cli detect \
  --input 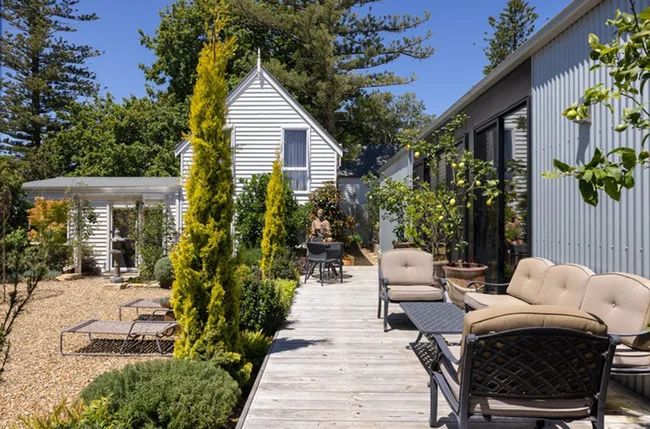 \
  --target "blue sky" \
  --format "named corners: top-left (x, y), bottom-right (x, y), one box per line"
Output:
top-left (67, 0), bottom-right (571, 116)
